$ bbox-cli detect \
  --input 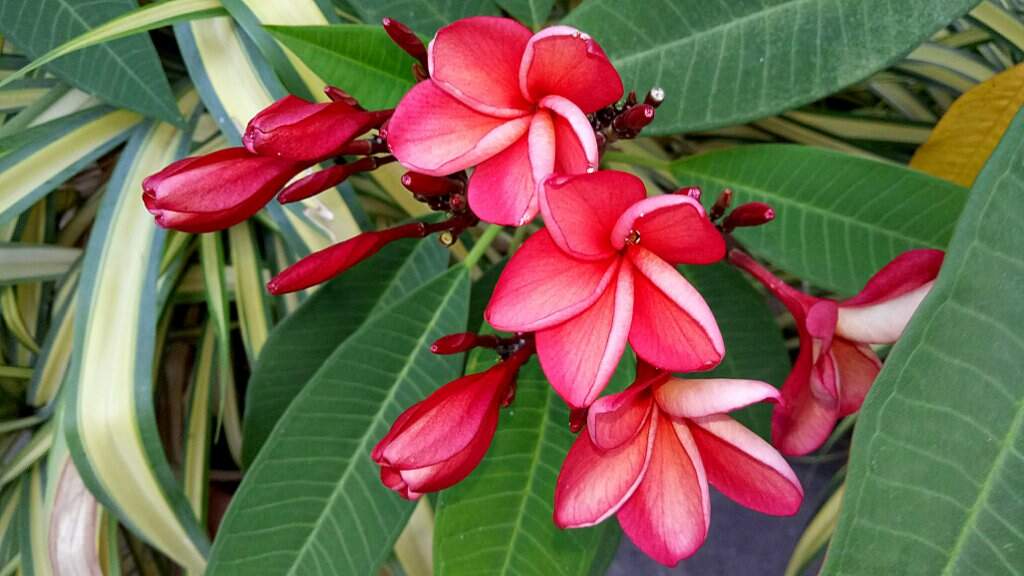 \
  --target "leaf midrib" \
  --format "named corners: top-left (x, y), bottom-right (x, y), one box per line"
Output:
top-left (281, 269), bottom-right (464, 576)
top-left (271, 27), bottom-right (415, 86)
